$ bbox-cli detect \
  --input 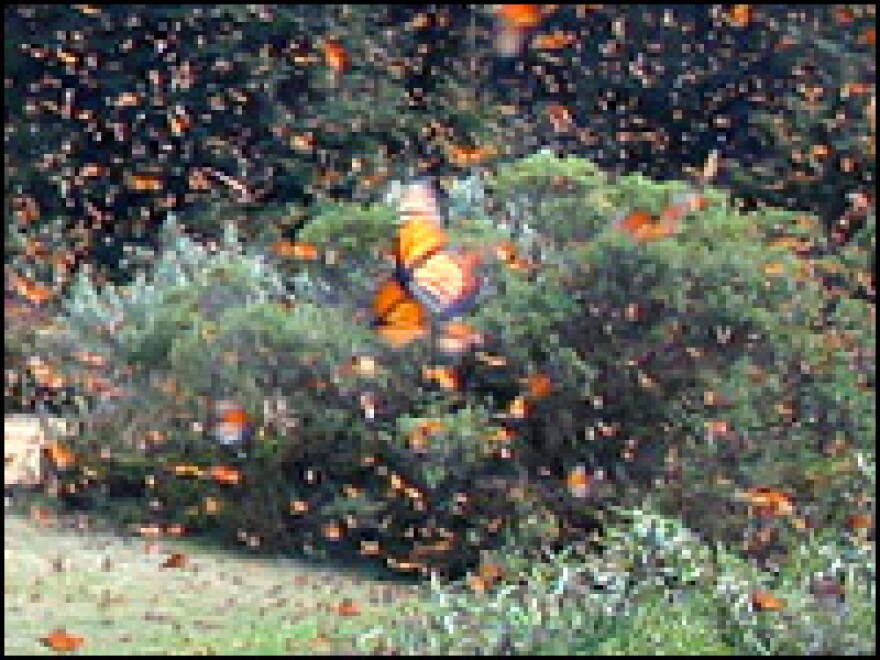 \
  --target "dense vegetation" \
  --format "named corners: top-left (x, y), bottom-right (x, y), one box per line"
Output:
top-left (5, 4), bottom-right (875, 656)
